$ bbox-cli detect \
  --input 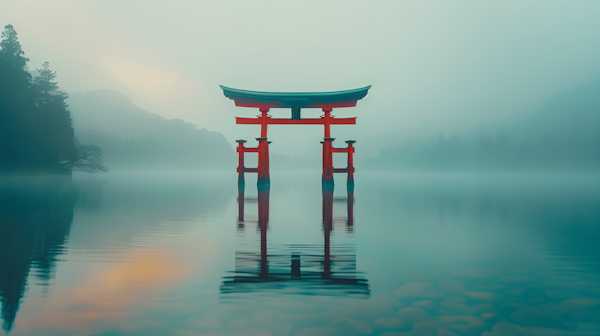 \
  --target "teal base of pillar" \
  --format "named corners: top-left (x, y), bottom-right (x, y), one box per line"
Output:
top-left (322, 178), bottom-right (334, 190)
top-left (347, 178), bottom-right (354, 191)
top-left (257, 178), bottom-right (270, 190)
